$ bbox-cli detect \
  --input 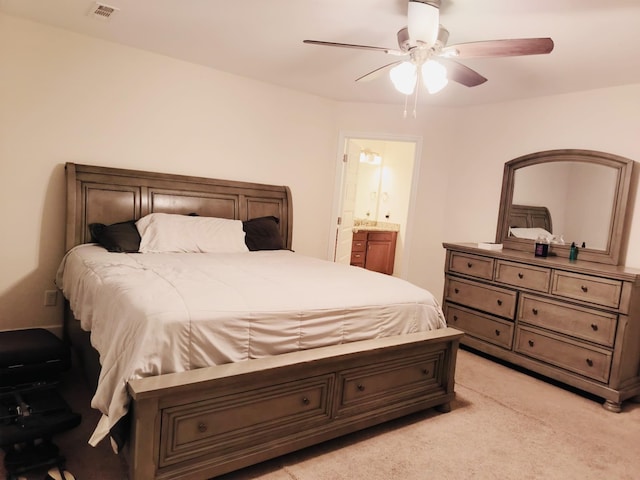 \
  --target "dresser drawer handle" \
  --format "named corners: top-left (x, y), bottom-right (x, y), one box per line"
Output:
top-left (528, 340), bottom-right (535, 347)
top-left (467, 262), bottom-right (473, 268)
top-left (586, 358), bottom-right (594, 367)
top-left (302, 396), bottom-right (310, 405)
top-left (495, 329), bottom-right (501, 337)
top-left (354, 254), bottom-right (362, 258)
top-left (454, 288), bottom-right (459, 294)
top-left (357, 383), bottom-right (365, 392)
top-left (581, 285), bottom-right (588, 293)
top-left (518, 273), bottom-right (524, 279)
top-left (497, 299), bottom-right (503, 306)
top-left (422, 368), bottom-right (430, 375)
top-left (452, 315), bottom-right (458, 322)
top-left (591, 324), bottom-right (598, 331)
top-left (532, 308), bottom-right (538, 315)
top-left (198, 422), bottom-right (208, 433)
